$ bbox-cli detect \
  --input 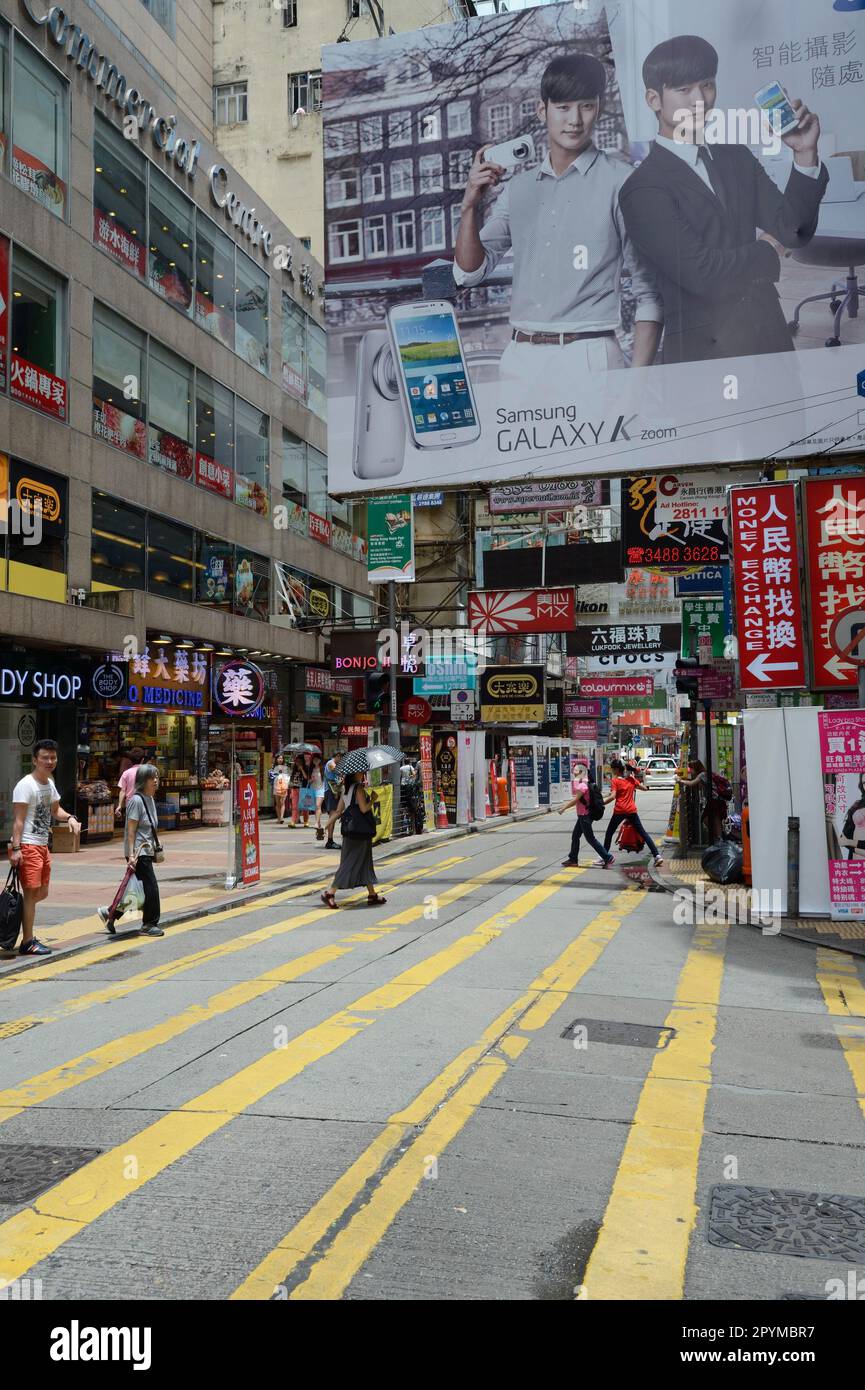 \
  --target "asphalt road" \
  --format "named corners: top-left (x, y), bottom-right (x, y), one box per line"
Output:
top-left (1, 791), bottom-right (863, 1302)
